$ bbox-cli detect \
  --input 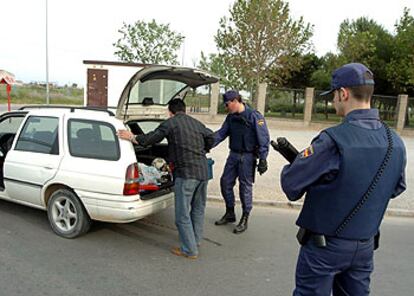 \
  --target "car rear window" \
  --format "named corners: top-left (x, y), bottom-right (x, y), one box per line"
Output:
top-left (129, 79), bottom-right (186, 105)
top-left (68, 119), bottom-right (120, 161)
